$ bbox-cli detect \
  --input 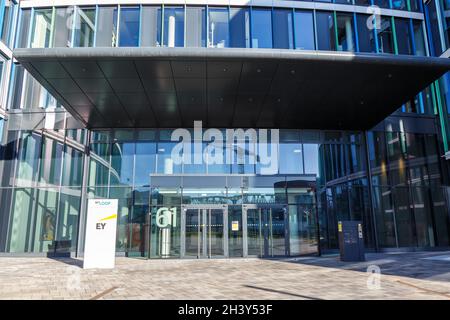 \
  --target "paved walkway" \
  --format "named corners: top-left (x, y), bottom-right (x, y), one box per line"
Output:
top-left (1, 251), bottom-right (450, 299)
